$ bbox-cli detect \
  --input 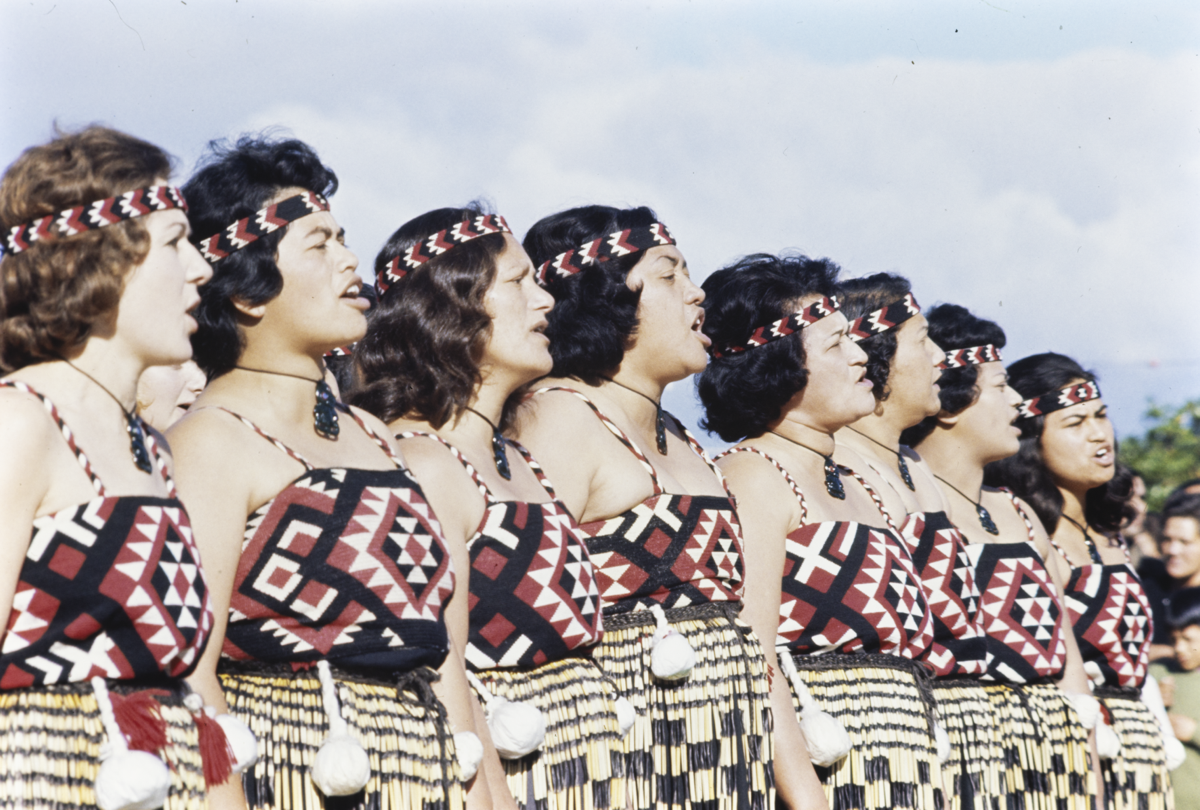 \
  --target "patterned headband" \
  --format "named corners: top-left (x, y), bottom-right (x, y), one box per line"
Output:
top-left (376, 214), bottom-right (512, 296)
top-left (711, 296), bottom-right (841, 359)
top-left (197, 191), bottom-right (330, 264)
top-left (846, 293), bottom-right (921, 343)
top-left (940, 344), bottom-right (1003, 369)
top-left (535, 222), bottom-right (676, 286)
top-left (3, 185), bottom-right (187, 256)
top-left (1017, 380), bottom-right (1102, 421)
